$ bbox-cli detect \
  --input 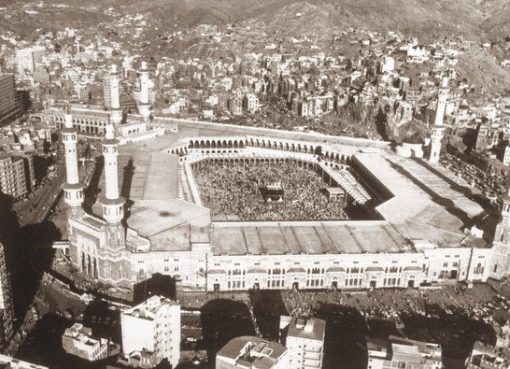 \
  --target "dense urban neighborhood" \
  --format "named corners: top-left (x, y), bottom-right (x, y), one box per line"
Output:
top-left (2, 1), bottom-right (510, 369)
